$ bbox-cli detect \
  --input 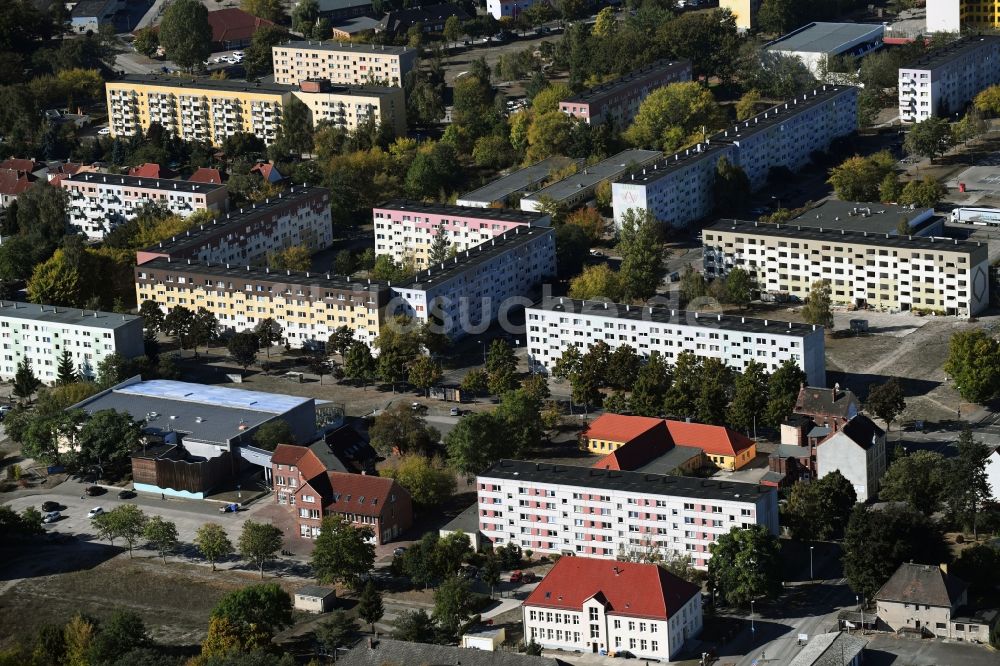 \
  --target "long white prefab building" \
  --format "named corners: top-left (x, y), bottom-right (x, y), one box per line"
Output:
top-left (0, 301), bottom-right (144, 384)
top-left (525, 297), bottom-right (826, 387)
top-left (899, 35), bottom-right (1000, 122)
top-left (477, 459), bottom-right (779, 569)
top-left (612, 85), bottom-right (858, 228)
